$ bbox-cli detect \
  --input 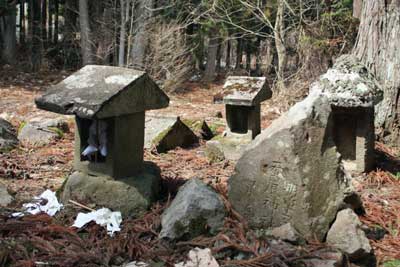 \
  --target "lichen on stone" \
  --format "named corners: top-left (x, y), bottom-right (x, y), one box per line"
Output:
top-left (312, 54), bottom-right (383, 108)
